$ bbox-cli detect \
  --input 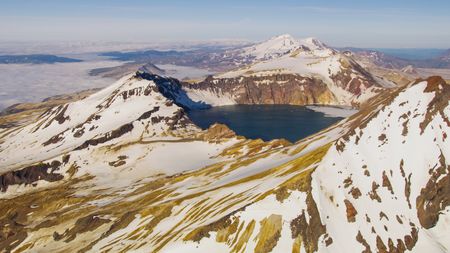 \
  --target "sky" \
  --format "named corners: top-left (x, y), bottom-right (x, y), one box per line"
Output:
top-left (1, 0), bottom-right (450, 48)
